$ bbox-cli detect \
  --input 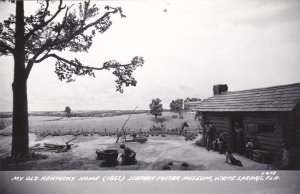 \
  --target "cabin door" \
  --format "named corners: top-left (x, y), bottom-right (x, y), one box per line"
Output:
top-left (231, 116), bottom-right (245, 154)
